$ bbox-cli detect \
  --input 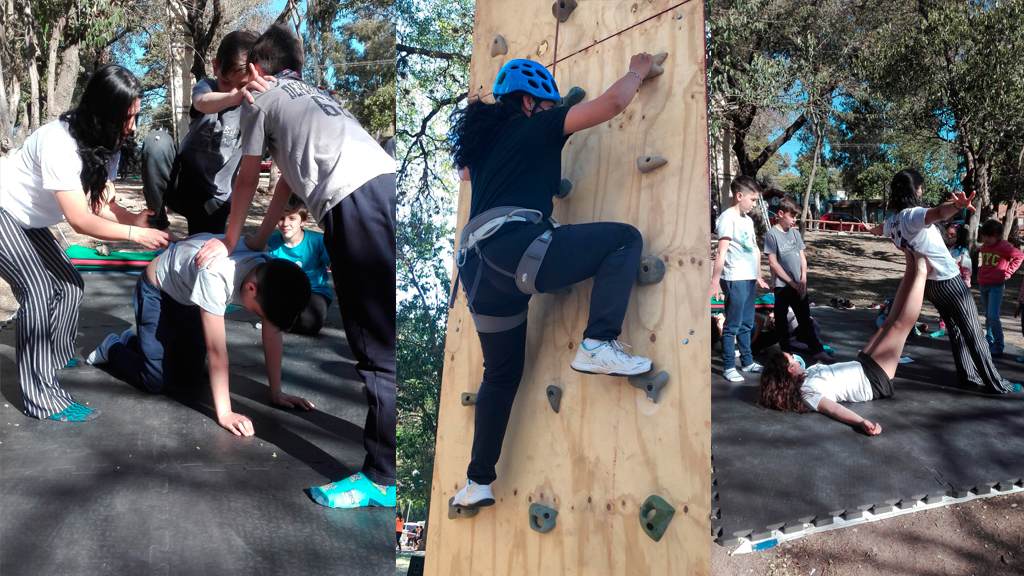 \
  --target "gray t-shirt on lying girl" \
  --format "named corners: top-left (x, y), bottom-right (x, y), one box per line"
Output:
top-left (238, 72), bottom-right (396, 221)
top-left (155, 233), bottom-right (270, 315)
top-left (800, 361), bottom-right (872, 411)
top-left (177, 78), bottom-right (243, 201)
